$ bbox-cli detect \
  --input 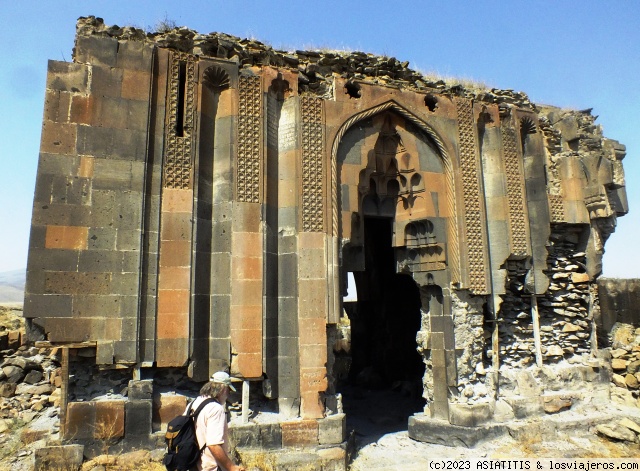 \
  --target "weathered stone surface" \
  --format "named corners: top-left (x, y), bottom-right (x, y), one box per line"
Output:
top-left (596, 423), bottom-right (637, 442)
top-left (543, 396), bottom-right (573, 414)
top-left (34, 445), bottom-right (84, 471)
top-left (612, 358), bottom-right (628, 370)
top-left (619, 418), bottom-right (640, 434)
top-left (612, 373), bottom-right (628, 388)
top-left (625, 374), bottom-right (639, 389)
top-left (409, 414), bottom-right (506, 447)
